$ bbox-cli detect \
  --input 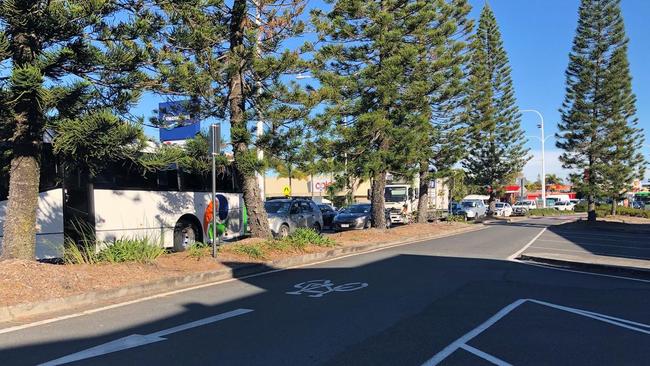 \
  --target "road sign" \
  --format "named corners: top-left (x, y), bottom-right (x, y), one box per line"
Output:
top-left (283, 186), bottom-right (291, 197)
top-left (209, 124), bottom-right (221, 156)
